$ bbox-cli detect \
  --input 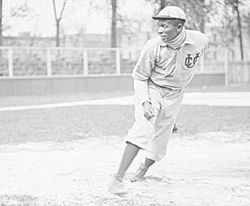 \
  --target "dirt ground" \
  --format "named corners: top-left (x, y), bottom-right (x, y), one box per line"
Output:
top-left (0, 86), bottom-right (249, 206)
top-left (0, 133), bottom-right (249, 206)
